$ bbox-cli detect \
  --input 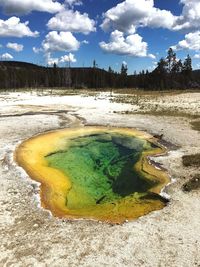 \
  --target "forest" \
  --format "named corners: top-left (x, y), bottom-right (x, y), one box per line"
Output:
top-left (0, 48), bottom-right (199, 90)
